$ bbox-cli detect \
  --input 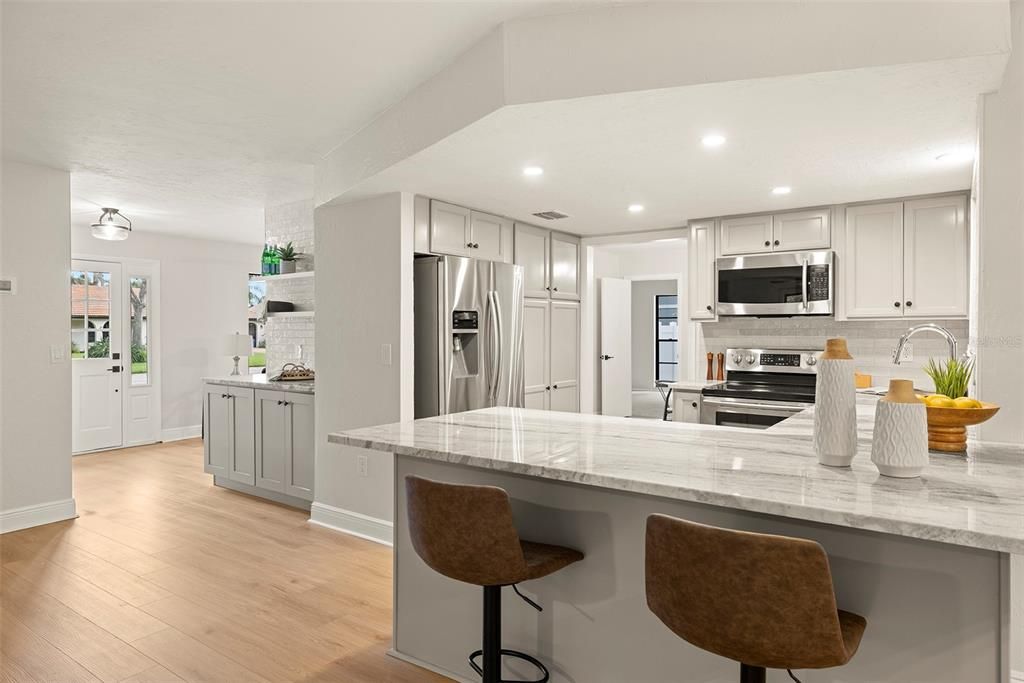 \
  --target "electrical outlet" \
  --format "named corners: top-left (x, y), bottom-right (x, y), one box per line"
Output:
top-left (380, 343), bottom-right (392, 367)
top-left (893, 342), bottom-right (913, 363)
top-left (357, 454), bottom-right (368, 477)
